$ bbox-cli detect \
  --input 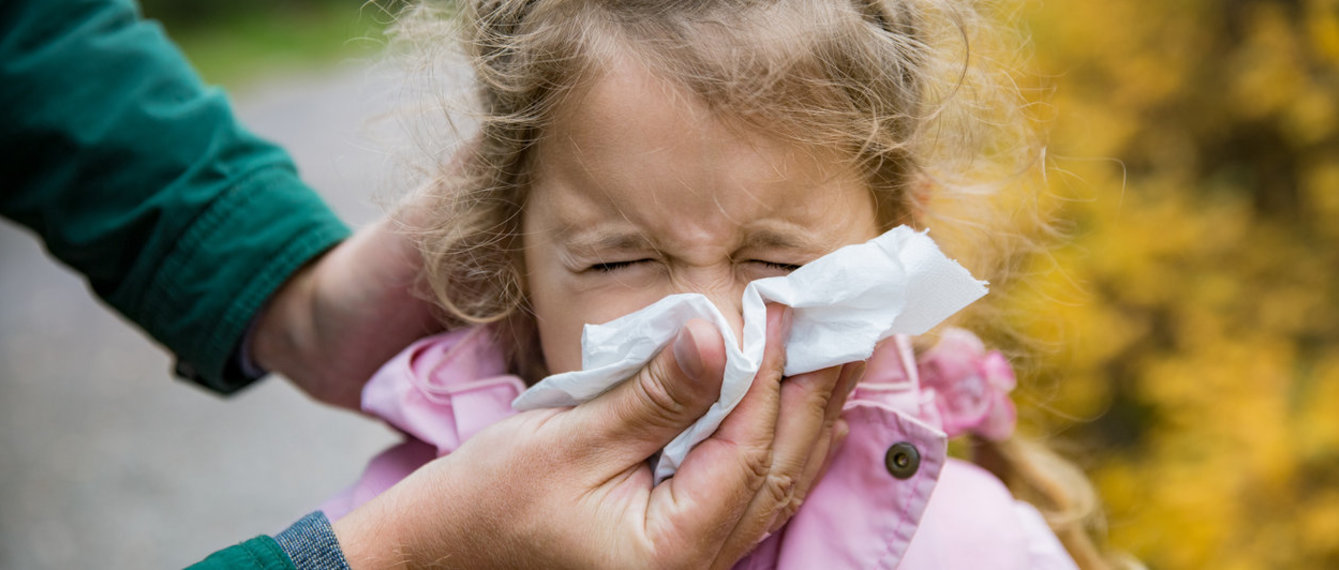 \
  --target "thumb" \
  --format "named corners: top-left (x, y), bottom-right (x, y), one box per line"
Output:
top-left (569, 318), bottom-right (727, 465)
